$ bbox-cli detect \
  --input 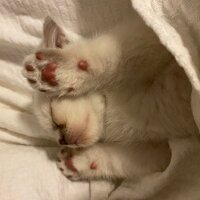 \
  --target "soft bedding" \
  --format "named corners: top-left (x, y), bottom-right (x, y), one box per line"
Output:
top-left (1, 0), bottom-right (200, 200)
